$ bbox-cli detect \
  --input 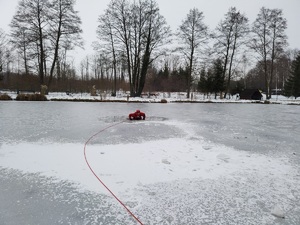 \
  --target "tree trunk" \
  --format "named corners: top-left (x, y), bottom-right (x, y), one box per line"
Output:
top-left (226, 31), bottom-right (238, 98)
top-left (187, 54), bottom-right (193, 99)
top-left (48, 4), bottom-right (62, 90)
top-left (223, 26), bottom-right (233, 99)
top-left (38, 32), bottom-right (45, 86)
top-left (137, 26), bottom-right (151, 97)
top-left (269, 29), bottom-right (277, 99)
top-left (22, 44), bottom-right (29, 75)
